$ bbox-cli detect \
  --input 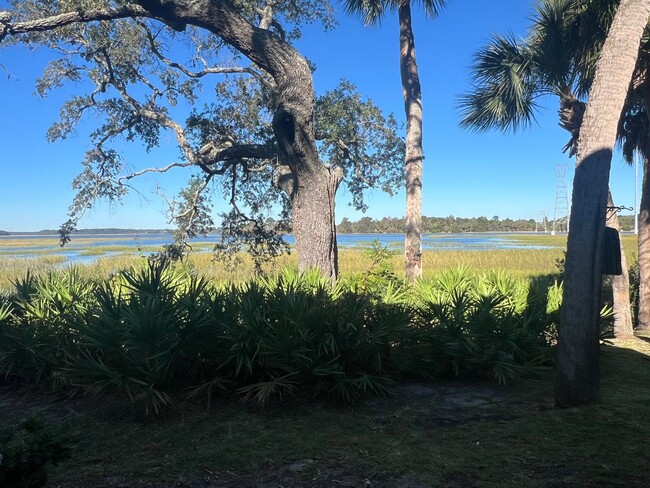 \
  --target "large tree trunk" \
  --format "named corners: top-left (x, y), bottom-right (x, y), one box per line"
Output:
top-left (638, 152), bottom-right (650, 330)
top-left (556, 0), bottom-right (650, 407)
top-left (290, 166), bottom-right (342, 280)
top-left (399, 0), bottom-right (423, 282)
top-left (607, 192), bottom-right (634, 337)
top-left (557, 88), bottom-right (634, 337)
